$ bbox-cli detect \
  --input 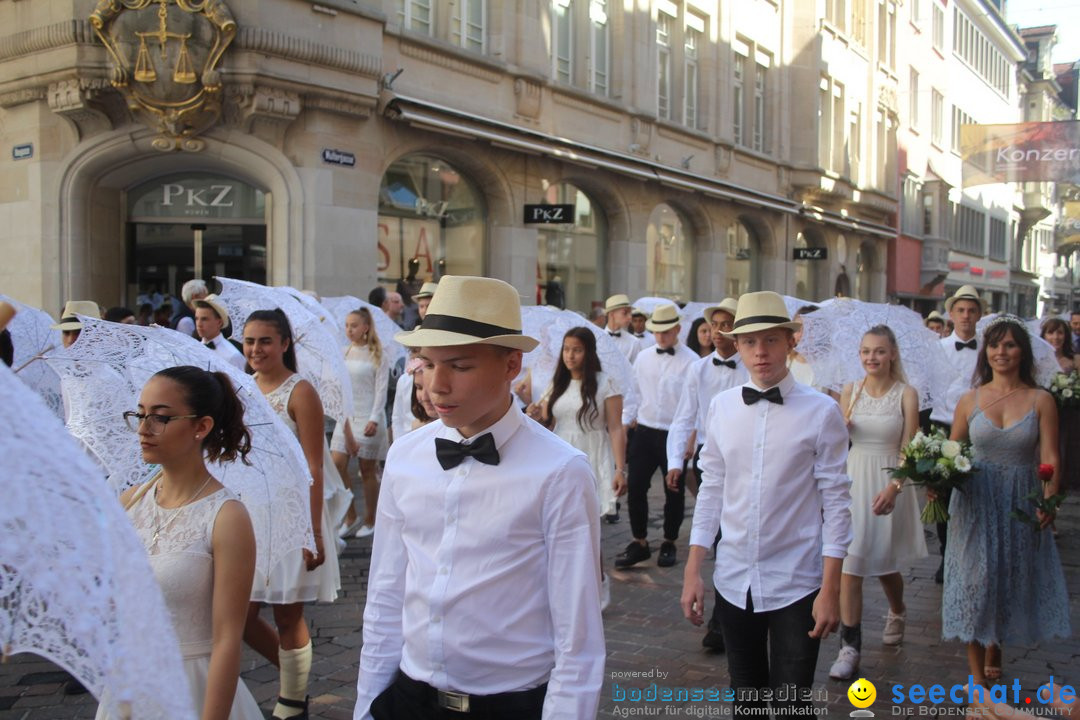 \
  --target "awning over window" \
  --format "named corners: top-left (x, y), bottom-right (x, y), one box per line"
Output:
top-left (383, 93), bottom-right (897, 239)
